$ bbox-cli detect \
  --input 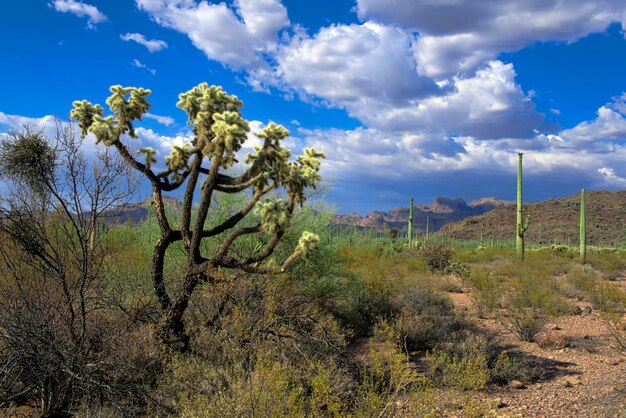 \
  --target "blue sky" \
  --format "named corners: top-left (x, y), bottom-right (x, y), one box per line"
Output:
top-left (1, 0), bottom-right (626, 213)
